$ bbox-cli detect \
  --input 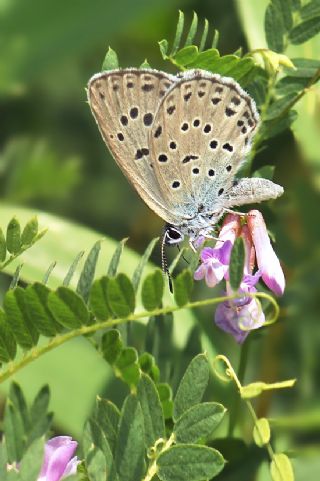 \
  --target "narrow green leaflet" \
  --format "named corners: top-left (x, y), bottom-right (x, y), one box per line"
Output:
top-left (264, 2), bottom-right (285, 52)
top-left (94, 398), bottom-right (120, 453)
top-left (141, 270), bottom-right (164, 311)
top-left (21, 217), bottom-right (38, 246)
top-left (253, 418), bottom-right (271, 447)
top-left (115, 395), bottom-right (145, 481)
top-left (174, 402), bottom-right (226, 443)
top-left (25, 283), bottom-right (59, 337)
top-left (229, 237), bottom-right (245, 291)
top-left (173, 354), bottom-right (210, 421)
top-left (270, 453), bottom-right (294, 481)
top-left (76, 240), bottom-right (101, 302)
top-left (101, 329), bottom-right (123, 364)
top-left (6, 217), bottom-right (21, 255)
top-left (42, 261), bottom-right (56, 285)
top-left (132, 237), bottom-right (159, 292)
top-left (171, 10), bottom-right (185, 55)
top-left (138, 352), bottom-right (160, 382)
top-left (174, 270), bottom-right (193, 307)
top-left (157, 445), bottom-right (225, 481)
top-left (3, 288), bottom-right (39, 349)
top-left (0, 442), bottom-right (7, 479)
top-left (19, 437), bottom-right (44, 481)
top-left (277, 0), bottom-right (293, 31)
top-left (185, 12), bottom-right (198, 46)
top-left (48, 287), bottom-right (89, 329)
top-left (63, 251), bottom-right (85, 286)
top-left (199, 18), bottom-right (209, 51)
top-left (102, 46), bottom-right (119, 71)
top-left (9, 264), bottom-right (23, 289)
top-left (4, 402), bottom-right (25, 462)
top-left (265, 93), bottom-right (297, 120)
top-left (107, 238), bottom-right (128, 277)
top-left (90, 276), bottom-right (111, 320)
top-left (157, 383), bottom-right (173, 420)
top-left (289, 16), bottom-right (320, 44)
top-left (0, 227), bottom-right (6, 262)
top-left (137, 373), bottom-right (165, 448)
top-left (0, 309), bottom-right (16, 361)
top-left (83, 420), bottom-right (110, 481)
top-left (107, 273), bottom-right (135, 317)
top-left (301, 0), bottom-right (320, 20)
